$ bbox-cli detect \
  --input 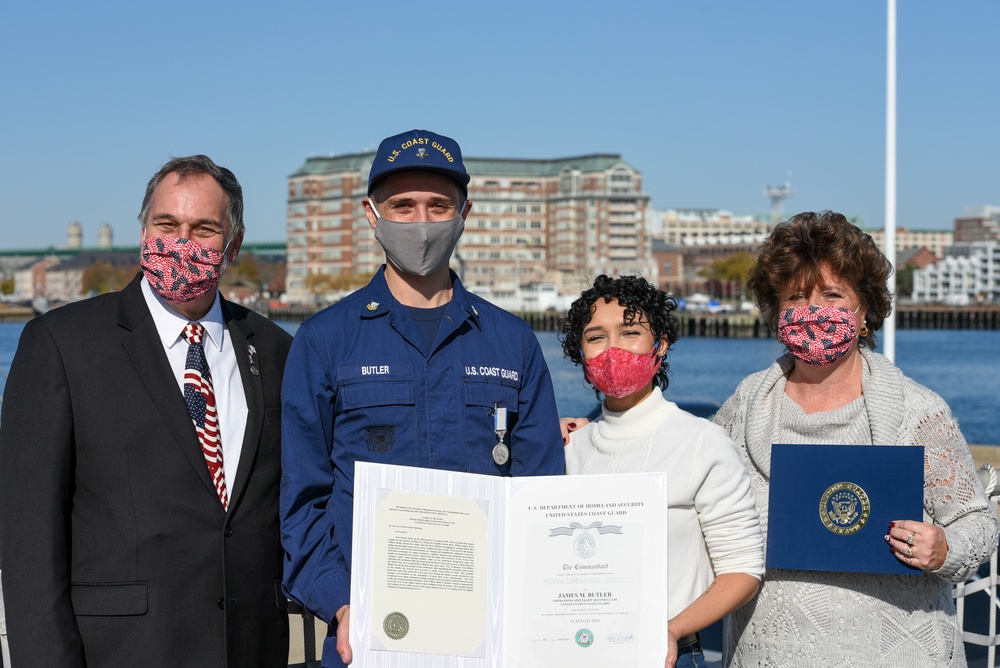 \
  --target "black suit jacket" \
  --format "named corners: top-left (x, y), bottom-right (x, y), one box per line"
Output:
top-left (0, 275), bottom-right (292, 667)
